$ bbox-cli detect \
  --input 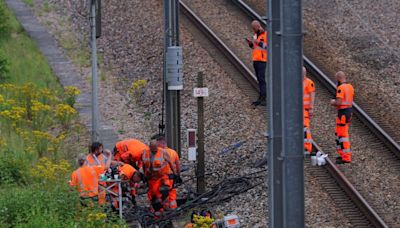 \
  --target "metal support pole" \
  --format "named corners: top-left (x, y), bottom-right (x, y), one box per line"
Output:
top-left (267, 0), bottom-right (284, 226)
top-left (281, 0), bottom-right (304, 227)
top-left (90, 0), bottom-right (99, 142)
top-left (196, 72), bottom-right (205, 193)
top-left (164, 0), bottom-right (182, 157)
top-left (118, 181), bottom-right (123, 219)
